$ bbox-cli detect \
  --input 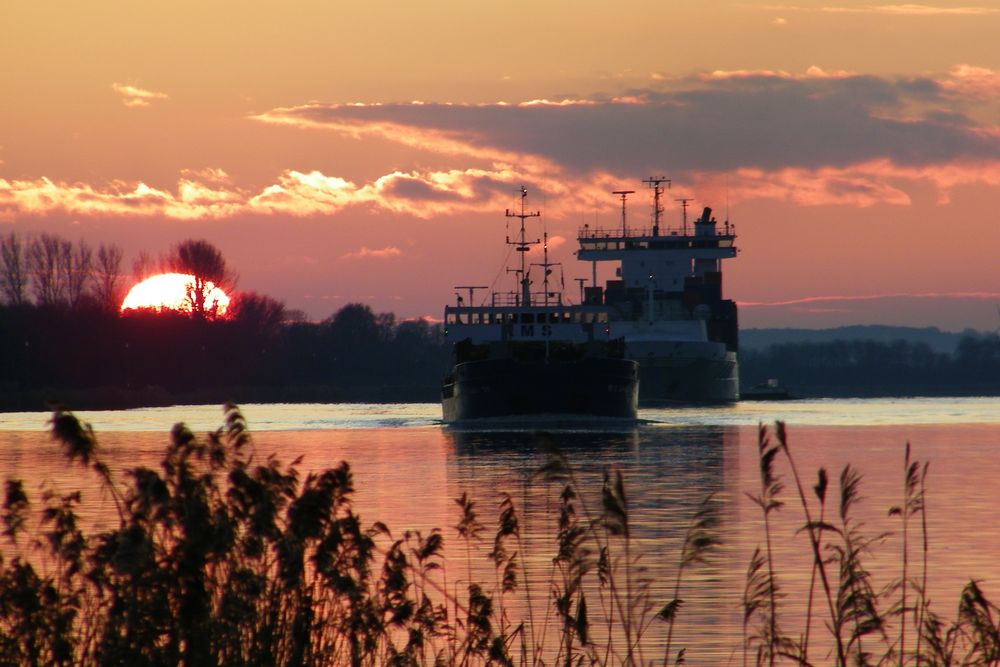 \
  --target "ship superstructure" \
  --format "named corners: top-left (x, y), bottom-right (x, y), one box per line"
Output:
top-left (441, 188), bottom-right (639, 423)
top-left (576, 179), bottom-right (740, 402)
